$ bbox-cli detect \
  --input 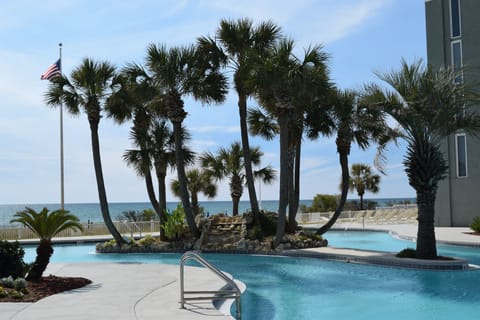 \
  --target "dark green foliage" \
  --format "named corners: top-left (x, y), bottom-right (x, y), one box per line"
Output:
top-left (470, 217), bottom-right (480, 233)
top-left (117, 209), bottom-right (157, 222)
top-left (0, 241), bottom-right (25, 278)
top-left (310, 194), bottom-right (338, 212)
top-left (396, 248), bottom-right (417, 258)
top-left (248, 211), bottom-right (277, 240)
top-left (343, 200), bottom-right (378, 211)
top-left (258, 212), bottom-right (277, 237)
top-left (161, 204), bottom-right (185, 240)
